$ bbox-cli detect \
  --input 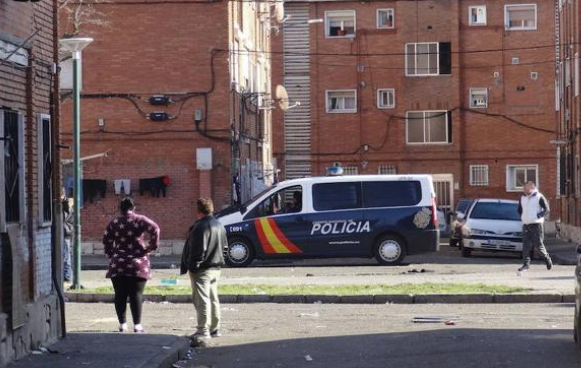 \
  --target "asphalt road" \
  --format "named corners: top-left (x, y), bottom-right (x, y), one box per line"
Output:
top-left (66, 302), bottom-right (580, 368)
top-left (77, 245), bottom-right (578, 294)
